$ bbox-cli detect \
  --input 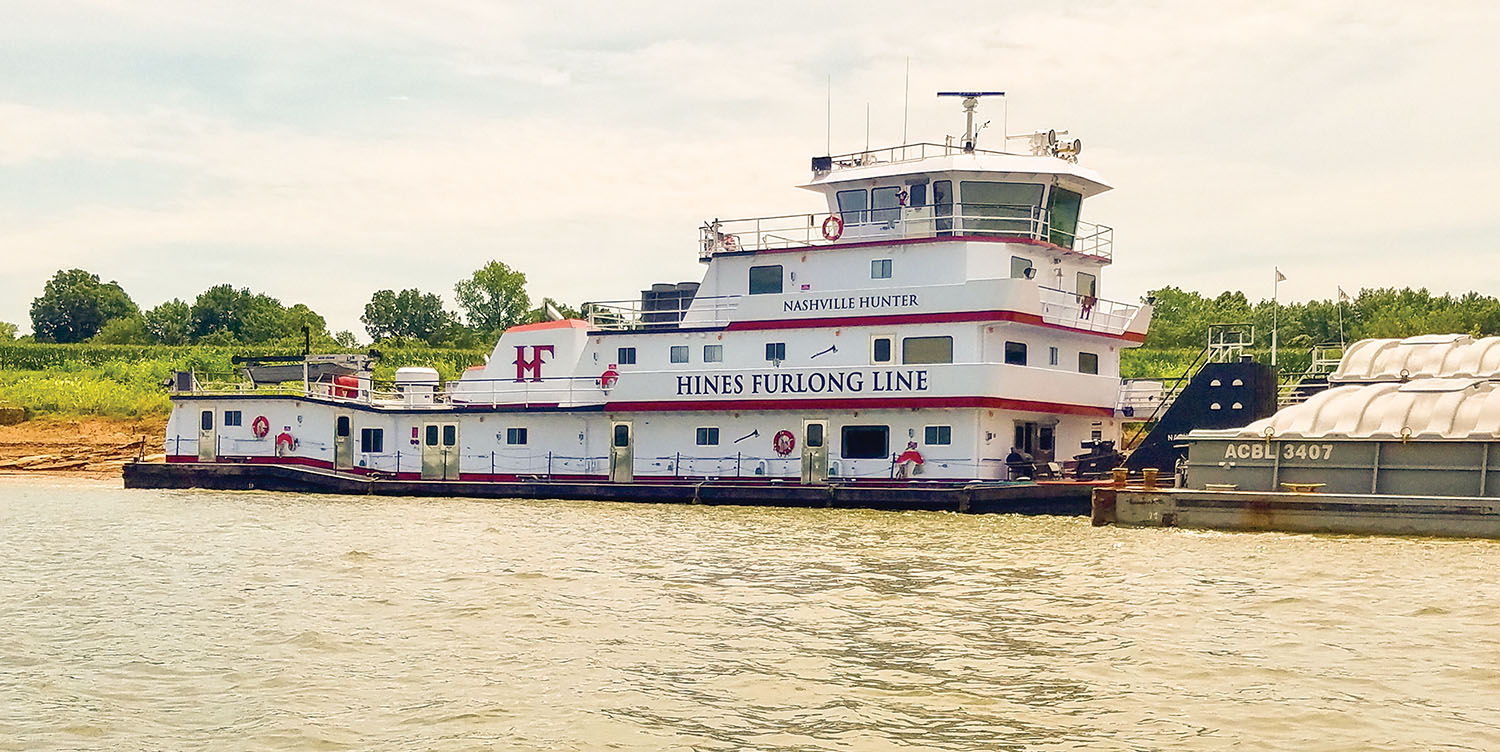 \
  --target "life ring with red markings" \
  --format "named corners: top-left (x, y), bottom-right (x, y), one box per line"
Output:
top-left (599, 365), bottom-right (620, 391)
top-left (822, 215), bottom-right (844, 241)
top-left (275, 432), bottom-right (299, 455)
top-left (251, 415), bottom-right (270, 439)
top-left (773, 429), bottom-right (796, 456)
